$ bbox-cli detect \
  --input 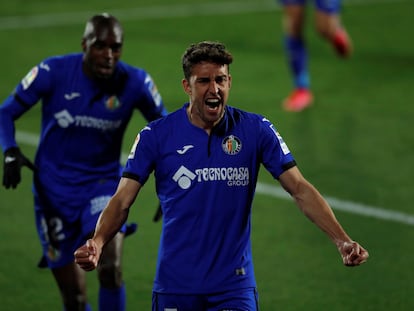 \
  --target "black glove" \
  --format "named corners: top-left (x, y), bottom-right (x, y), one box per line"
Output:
top-left (3, 147), bottom-right (35, 189)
